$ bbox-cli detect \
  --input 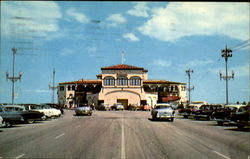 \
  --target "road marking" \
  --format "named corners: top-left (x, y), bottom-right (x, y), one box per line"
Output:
top-left (175, 130), bottom-right (184, 136)
top-left (213, 151), bottom-right (231, 159)
top-left (15, 154), bottom-right (25, 159)
top-left (55, 133), bottom-right (65, 140)
top-left (121, 114), bottom-right (126, 159)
